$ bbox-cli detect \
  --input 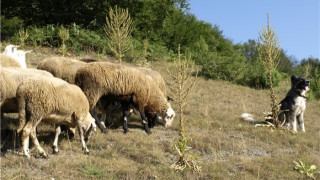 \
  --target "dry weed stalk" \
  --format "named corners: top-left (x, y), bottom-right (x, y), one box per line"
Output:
top-left (58, 26), bottom-right (69, 56)
top-left (258, 14), bottom-right (282, 128)
top-left (304, 61), bottom-right (311, 78)
top-left (166, 45), bottom-right (201, 173)
top-left (18, 28), bottom-right (29, 48)
top-left (105, 6), bottom-right (132, 63)
top-left (137, 38), bottom-right (150, 67)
